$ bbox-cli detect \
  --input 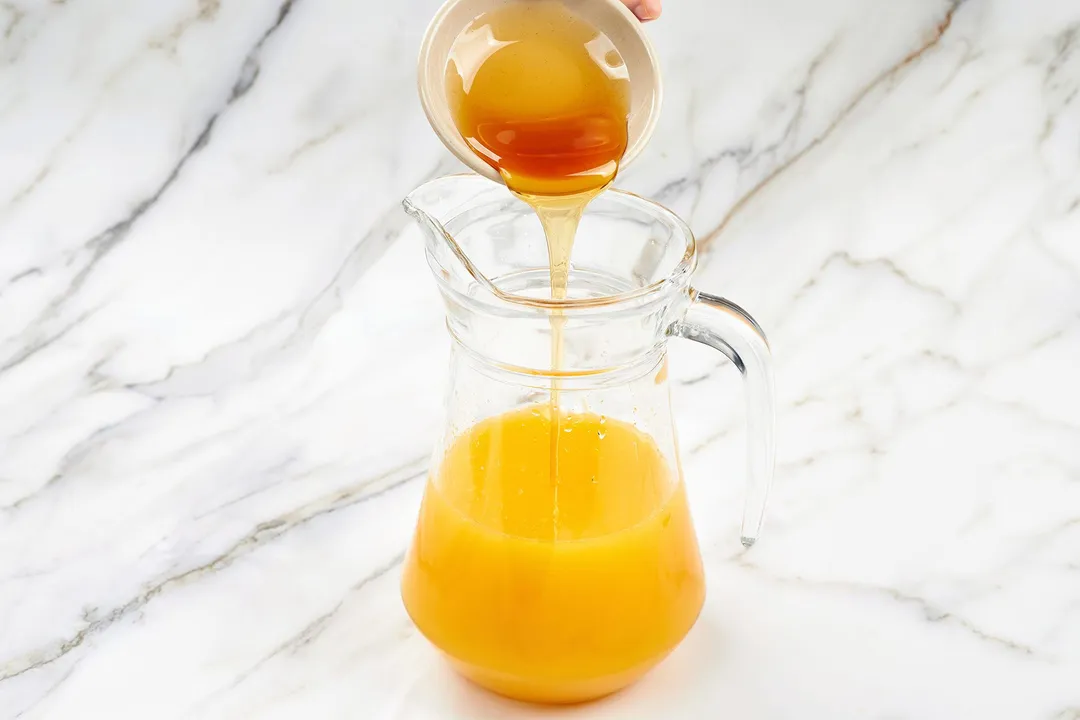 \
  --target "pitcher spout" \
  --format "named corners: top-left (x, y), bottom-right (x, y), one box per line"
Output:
top-left (403, 173), bottom-right (510, 300)
top-left (402, 171), bottom-right (698, 317)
